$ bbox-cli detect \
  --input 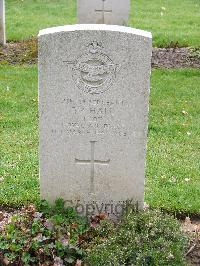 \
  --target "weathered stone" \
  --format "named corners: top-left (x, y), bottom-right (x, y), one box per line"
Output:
top-left (38, 24), bottom-right (152, 217)
top-left (77, 0), bottom-right (130, 25)
top-left (0, 0), bottom-right (5, 45)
